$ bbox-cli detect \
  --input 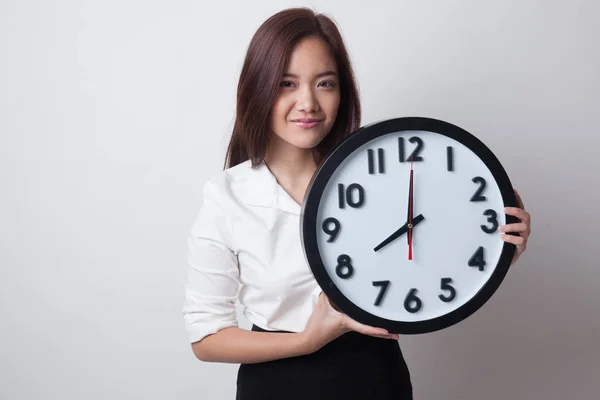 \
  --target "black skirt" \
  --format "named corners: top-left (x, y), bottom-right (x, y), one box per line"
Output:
top-left (236, 324), bottom-right (413, 400)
